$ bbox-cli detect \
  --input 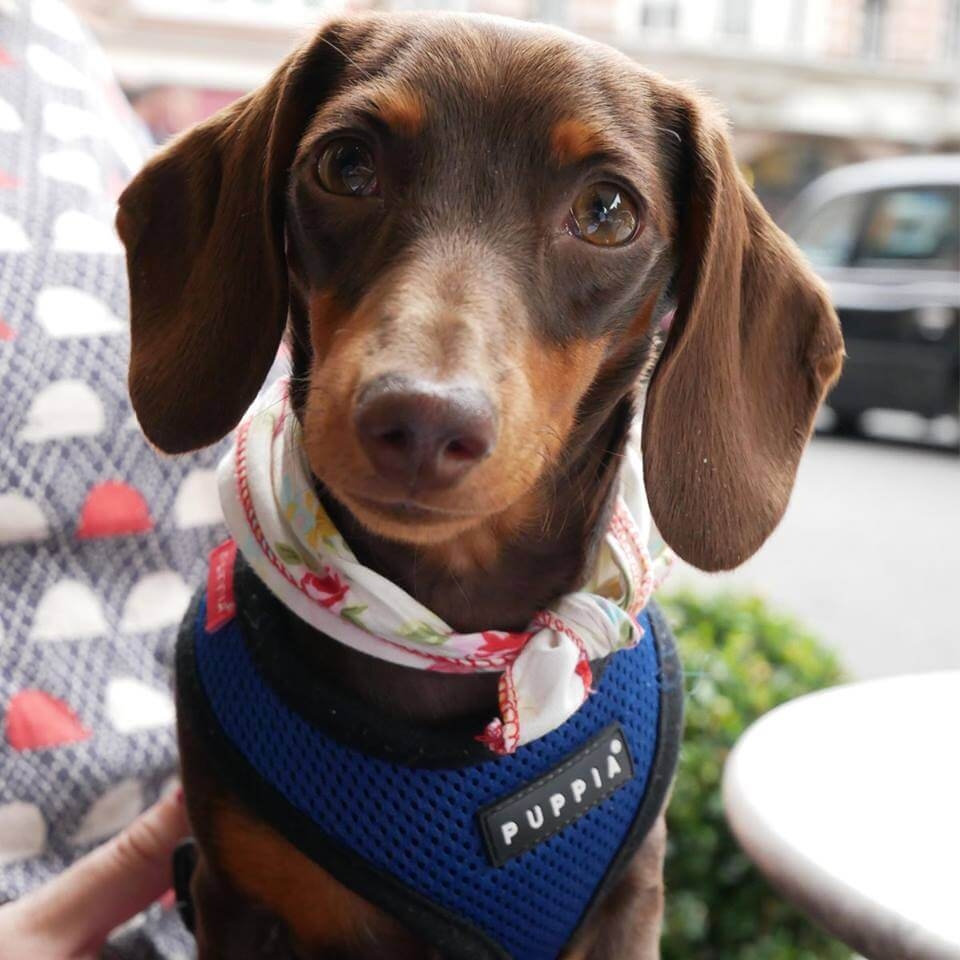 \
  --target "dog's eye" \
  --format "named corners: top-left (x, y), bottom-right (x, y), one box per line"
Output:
top-left (565, 183), bottom-right (641, 246)
top-left (316, 139), bottom-right (379, 197)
